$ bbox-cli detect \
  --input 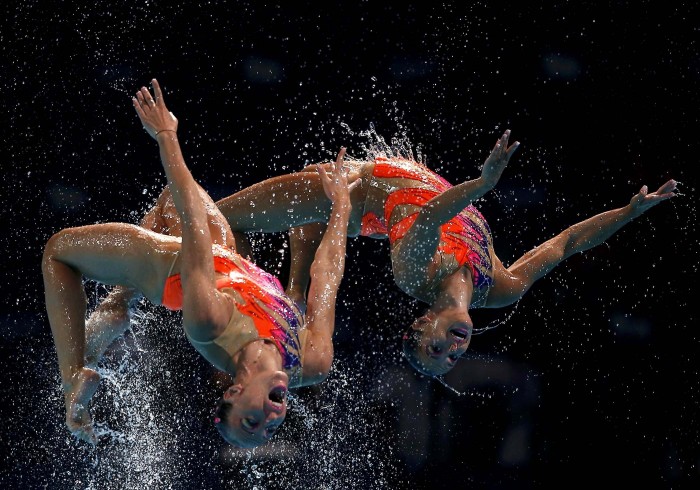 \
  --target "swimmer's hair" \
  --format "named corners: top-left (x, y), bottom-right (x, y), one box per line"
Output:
top-left (213, 394), bottom-right (245, 448)
top-left (401, 327), bottom-right (433, 377)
